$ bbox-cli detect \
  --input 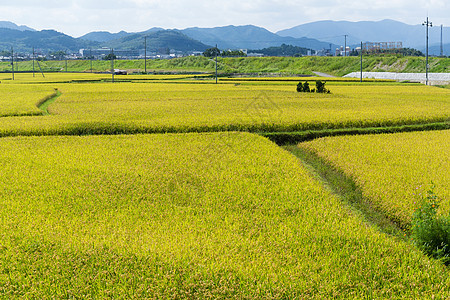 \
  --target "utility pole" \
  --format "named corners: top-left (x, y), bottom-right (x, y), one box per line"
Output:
top-left (33, 47), bottom-right (36, 77)
top-left (32, 47), bottom-right (35, 77)
top-left (215, 44), bottom-right (218, 84)
top-left (344, 35), bottom-right (348, 57)
top-left (422, 17), bottom-right (432, 86)
top-left (11, 47), bottom-right (14, 80)
top-left (360, 41), bottom-right (363, 83)
top-left (441, 25), bottom-right (444, 57)
top-left (111, 48), bottom-right (115, 83)
top-left (90, 49), bottom-right (93, 73)
top-left (65, 56), bottom-right (68, 72)
top-left (144, 36), bottom-right (147, 74)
